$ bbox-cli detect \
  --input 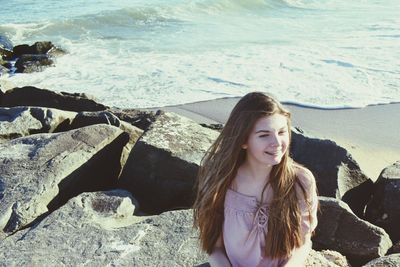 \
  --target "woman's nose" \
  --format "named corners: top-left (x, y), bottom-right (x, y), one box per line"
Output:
top-left (270, 133), bottom-right (281, 146)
